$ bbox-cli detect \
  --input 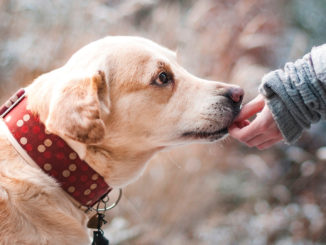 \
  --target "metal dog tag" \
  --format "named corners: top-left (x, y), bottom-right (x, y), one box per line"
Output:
top-left (87, 213), bottom-right (107, 229)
